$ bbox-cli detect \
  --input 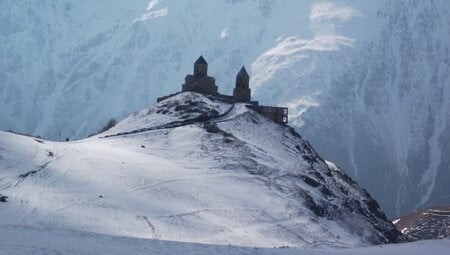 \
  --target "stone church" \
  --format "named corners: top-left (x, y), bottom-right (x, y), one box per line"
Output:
top-left (158, 56), bottom-right (288, 124)
top-left (181, 56), bottom-right (218, 96)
